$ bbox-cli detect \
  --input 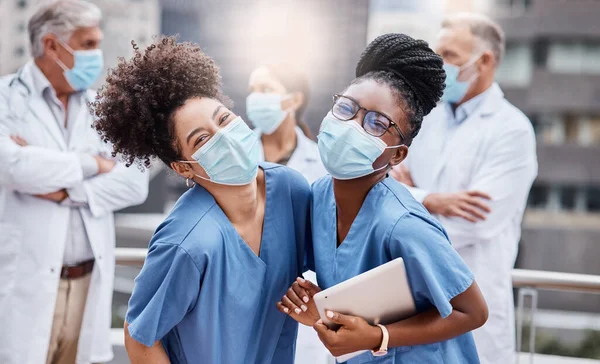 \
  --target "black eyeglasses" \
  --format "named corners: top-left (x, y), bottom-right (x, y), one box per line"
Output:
top-left (331, 94), bottom-right (405, 142)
